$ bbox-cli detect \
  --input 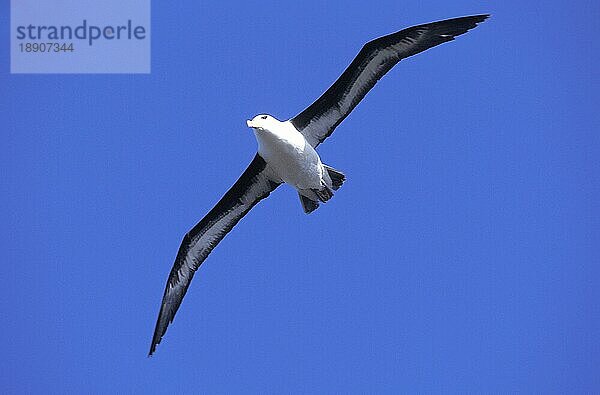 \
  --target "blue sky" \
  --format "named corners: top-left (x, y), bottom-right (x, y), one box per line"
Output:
top-left (1, 0), bottom-right (599, 393)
